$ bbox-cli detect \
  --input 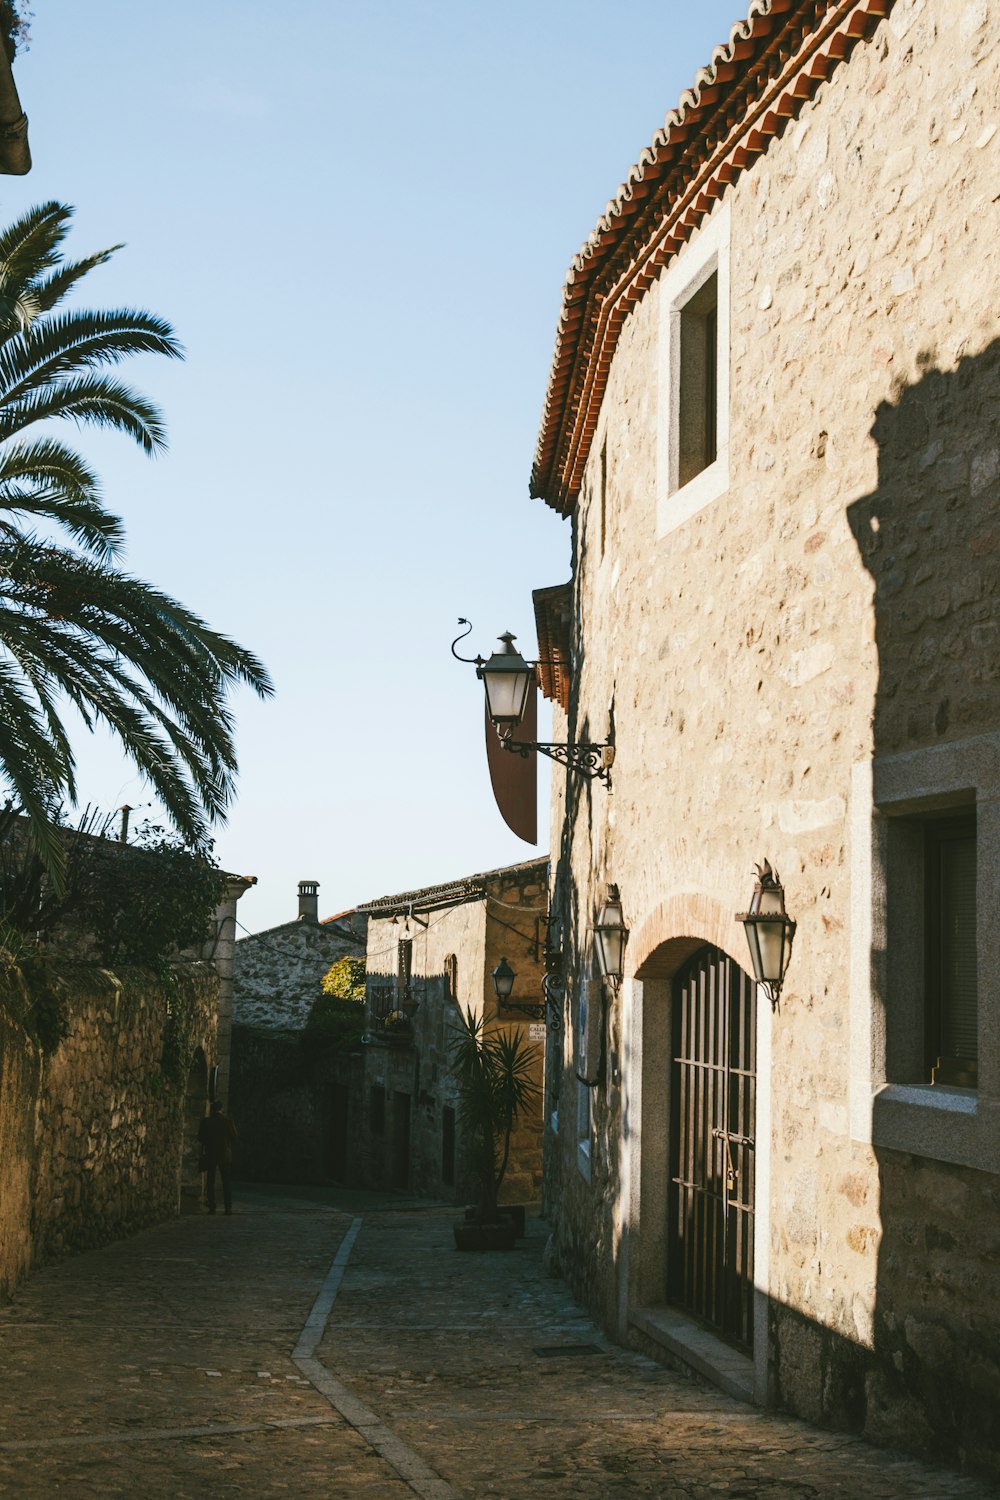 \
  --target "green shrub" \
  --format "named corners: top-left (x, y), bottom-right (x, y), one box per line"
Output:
top-left (303, 992), bottom-right (366, 1052)
top-left (320, 955), bottom-right (366, 1002)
